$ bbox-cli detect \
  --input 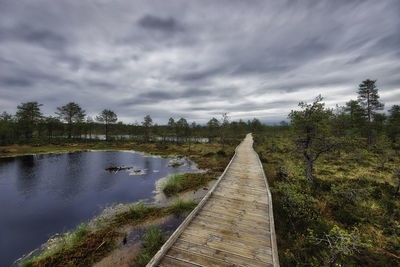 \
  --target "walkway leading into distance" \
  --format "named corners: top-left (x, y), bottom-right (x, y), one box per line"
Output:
top-left (148, 134), bottom-right (279, 267)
